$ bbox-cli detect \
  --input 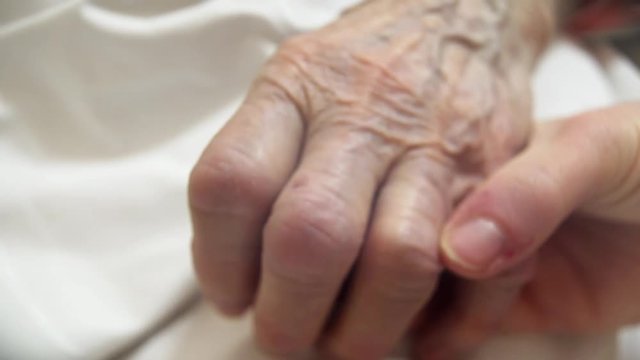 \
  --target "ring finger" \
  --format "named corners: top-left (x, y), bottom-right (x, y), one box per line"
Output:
top-left (325, 150), bottom-right (452, 359)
